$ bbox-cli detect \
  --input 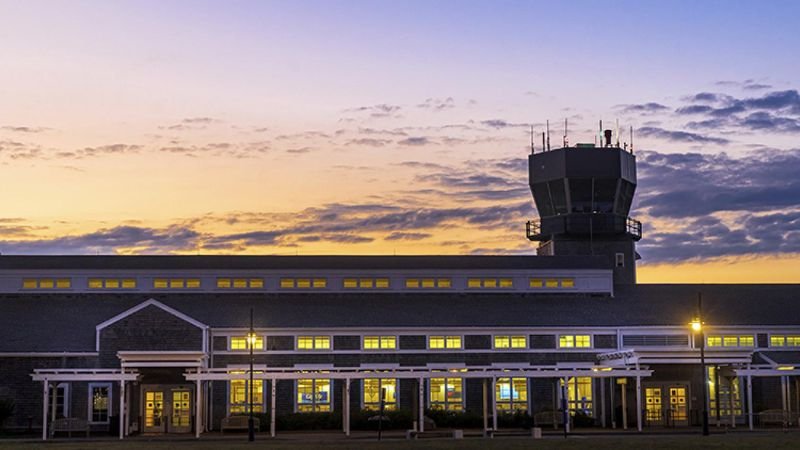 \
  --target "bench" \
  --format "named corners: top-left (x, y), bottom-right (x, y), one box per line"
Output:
top-left (50, 417), bottom-right (89, 438)
top-left (405, 429), bottom-right (463, 439)
top-left (484, 427), bottom-right (542, 439)
top-left (221, 416), bottom-right (260, 434)
top-left (534, 411), bottom-right (564, 429)
top-left (758, 409), bottom-right (798, 427)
